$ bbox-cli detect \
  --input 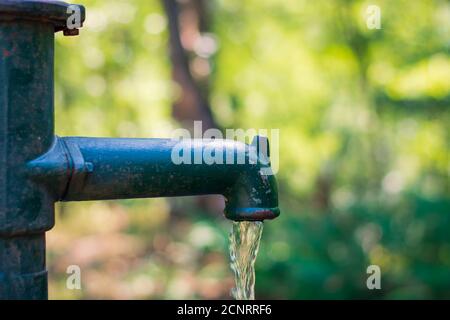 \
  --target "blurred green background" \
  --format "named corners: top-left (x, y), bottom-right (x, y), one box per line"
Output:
top-left (48, 0), bottom-right (449, 299)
